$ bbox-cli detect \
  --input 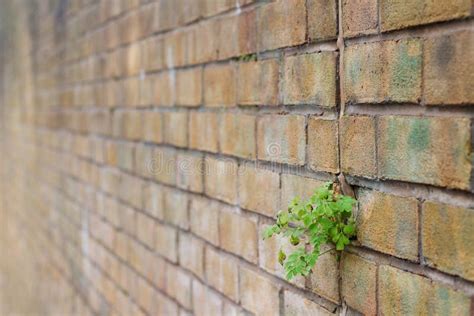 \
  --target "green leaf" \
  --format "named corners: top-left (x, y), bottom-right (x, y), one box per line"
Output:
top-left (343, 223), bottom-right (356, 236)
top-left (278, 249), bottom-right (286, 266)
